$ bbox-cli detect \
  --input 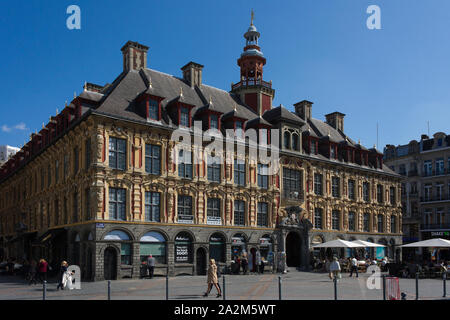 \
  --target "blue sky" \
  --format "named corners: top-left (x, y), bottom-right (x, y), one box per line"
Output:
top-left (0, 0), bottom-right (449, 150)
